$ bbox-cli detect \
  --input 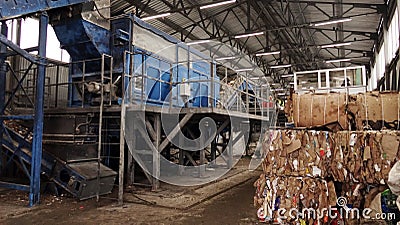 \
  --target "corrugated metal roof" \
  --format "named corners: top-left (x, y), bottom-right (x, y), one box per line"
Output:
top-left (110, 0), bottom-right (384, 75)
